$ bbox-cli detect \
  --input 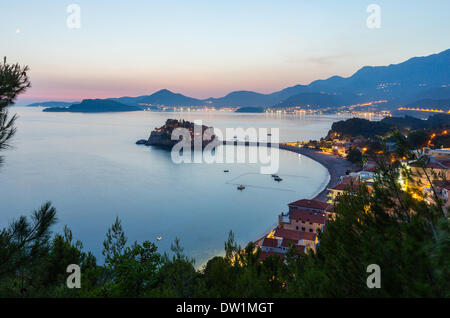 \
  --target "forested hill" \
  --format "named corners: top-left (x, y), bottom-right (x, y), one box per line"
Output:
top-left (329, 114), bottom-right (450, 139)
